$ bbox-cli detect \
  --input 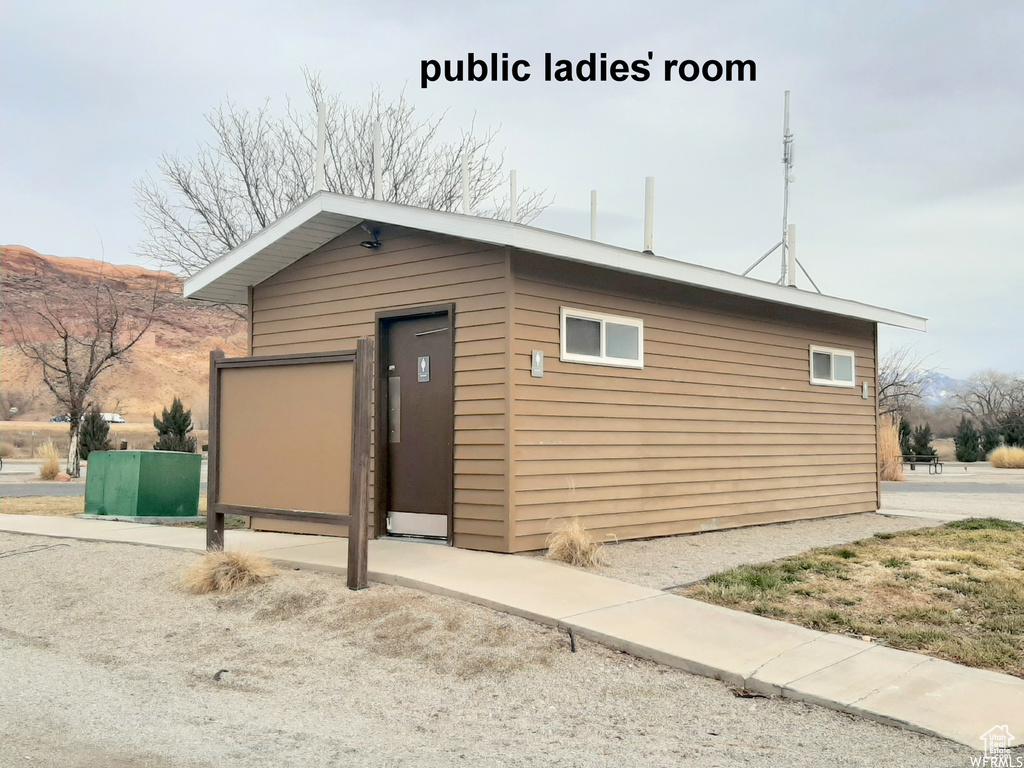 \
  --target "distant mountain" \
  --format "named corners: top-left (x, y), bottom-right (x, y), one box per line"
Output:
top-left (920, 372), bottom-right (965, 407)
top-left (1, 245), bottom-right (247, 422)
